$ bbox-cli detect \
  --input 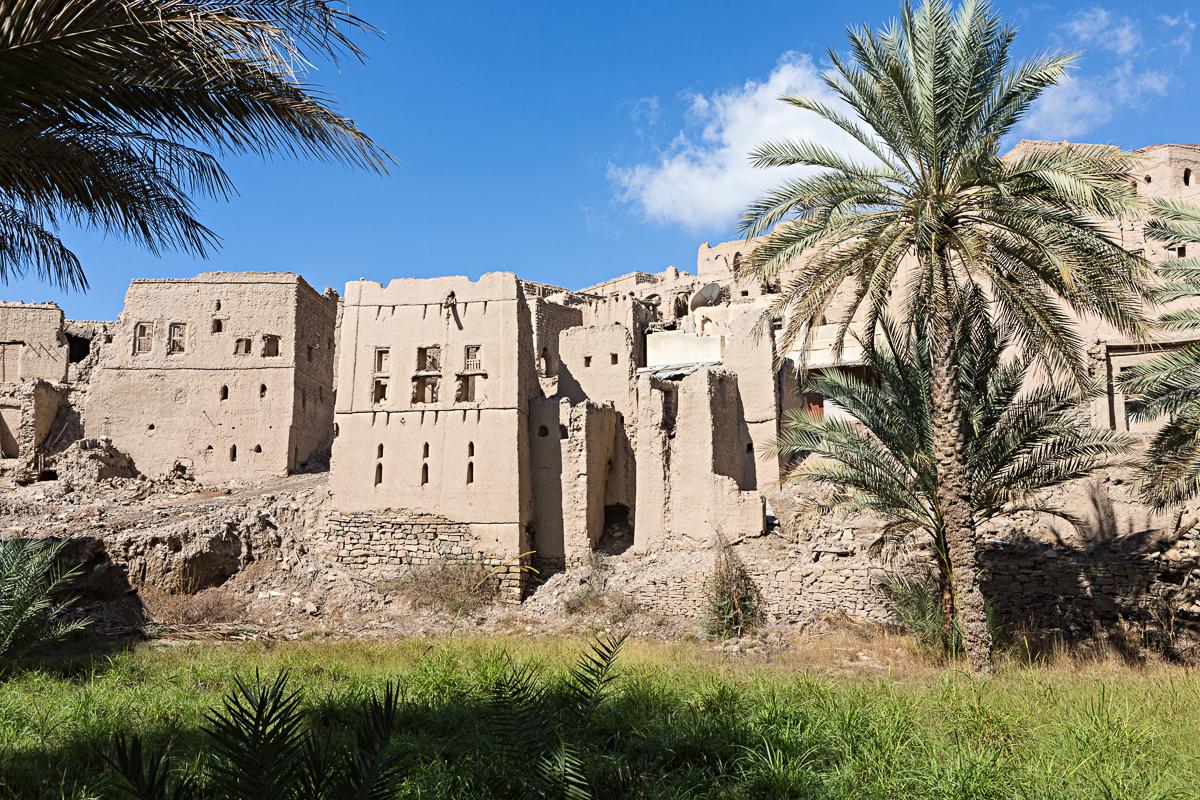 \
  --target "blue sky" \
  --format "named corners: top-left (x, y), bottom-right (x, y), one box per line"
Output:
top-left (8, 0), bottom-right (1199, 319)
